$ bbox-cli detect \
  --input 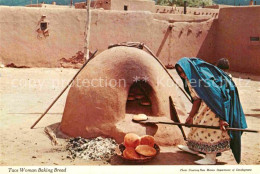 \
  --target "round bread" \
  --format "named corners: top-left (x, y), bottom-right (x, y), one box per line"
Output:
top-left (123, 147), bottom-right (141, 160)
top-left (129, 93), bottom-right (134, 96)
top-left (133, 114), bottom-right (148, 121)
top-left (140, 101), bottom-right (151, 106)
top-left (127, 96), bottom-right (135, 101)
top-left (135, 145), bottom-right (157, 157)
top-left (140, 135), bottom-right (155, 147)
top-left (124, 133), bottom-right (140, 148)
top-left (135, 94), bottom-right (145, 100)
